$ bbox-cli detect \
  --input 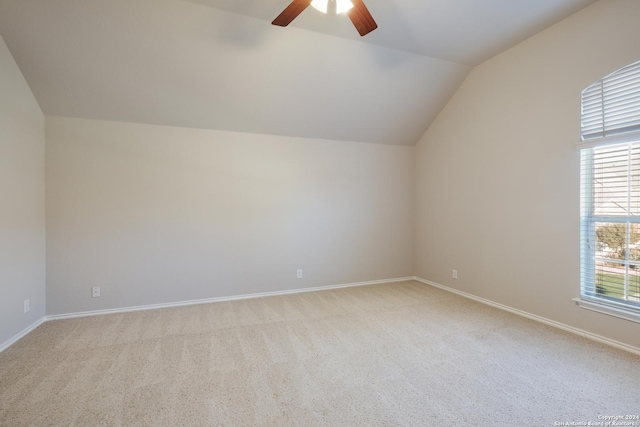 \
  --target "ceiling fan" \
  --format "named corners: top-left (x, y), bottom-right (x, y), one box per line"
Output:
top-left (272, 0), bottom-right (377, 37)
